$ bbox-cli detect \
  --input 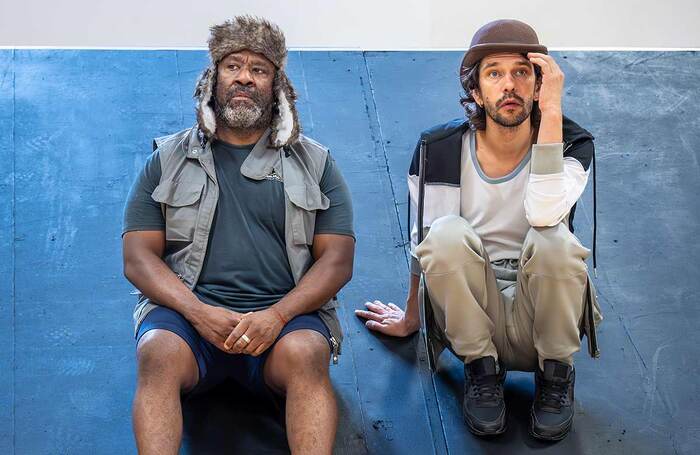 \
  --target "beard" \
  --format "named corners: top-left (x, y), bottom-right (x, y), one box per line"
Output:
top-left (483, 92), bottom-right (533, 128)
top-left (215, 84), bottom-right (274, 131)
